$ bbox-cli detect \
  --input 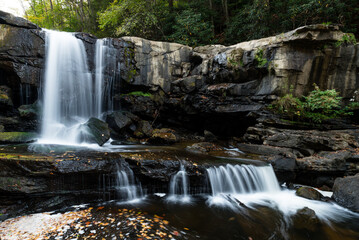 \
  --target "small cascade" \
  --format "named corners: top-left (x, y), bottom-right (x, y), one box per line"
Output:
top-left (207, 164), bottom-right (280, 196)
top-left (116, 166), bottom-right (143, 201)
top-left (94, 38), bottom-right (118, 116)
top-left (167, 164), bottom-right (191, 202)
